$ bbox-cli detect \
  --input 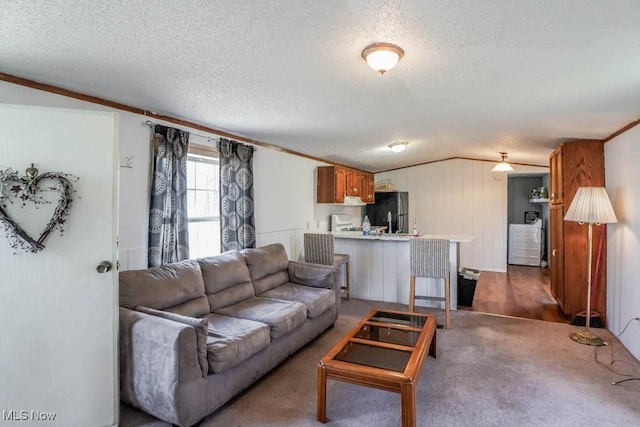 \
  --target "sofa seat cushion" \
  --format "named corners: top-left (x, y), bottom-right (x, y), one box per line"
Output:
top-left (202, 313), bottom-right (270, 374)
top-left (215, 297), bottom-right (307, 340)
top-left (261, 283), bottom-right (335, 319)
